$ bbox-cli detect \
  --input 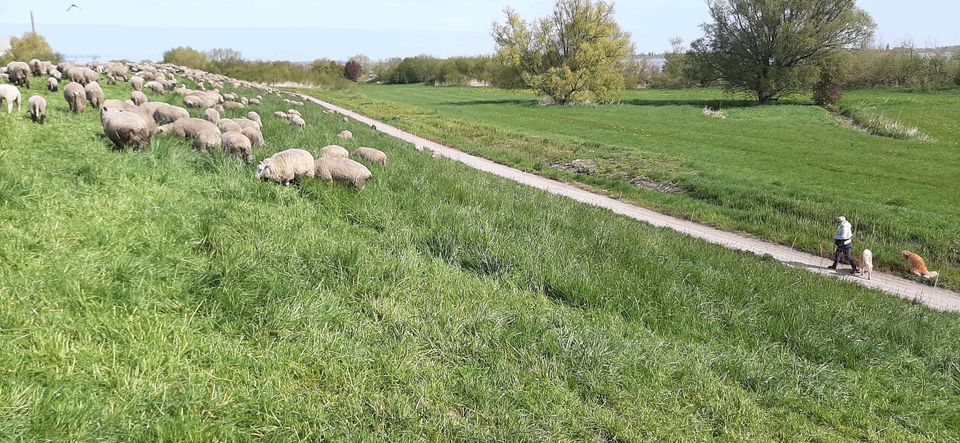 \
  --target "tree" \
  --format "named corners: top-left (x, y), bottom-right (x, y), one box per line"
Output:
top-left (344, 60), bottom-right (363, 81)
top-left (492, 0), bottom-right (633, 104)
top-left (207, 48), bottom-right (243, 64)
top-left (1, 32), bottom-right (61, 65)
top-left (162, 46), bottom-right (209, 69)
top-left (691, 0), bottom-right (874, 104)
